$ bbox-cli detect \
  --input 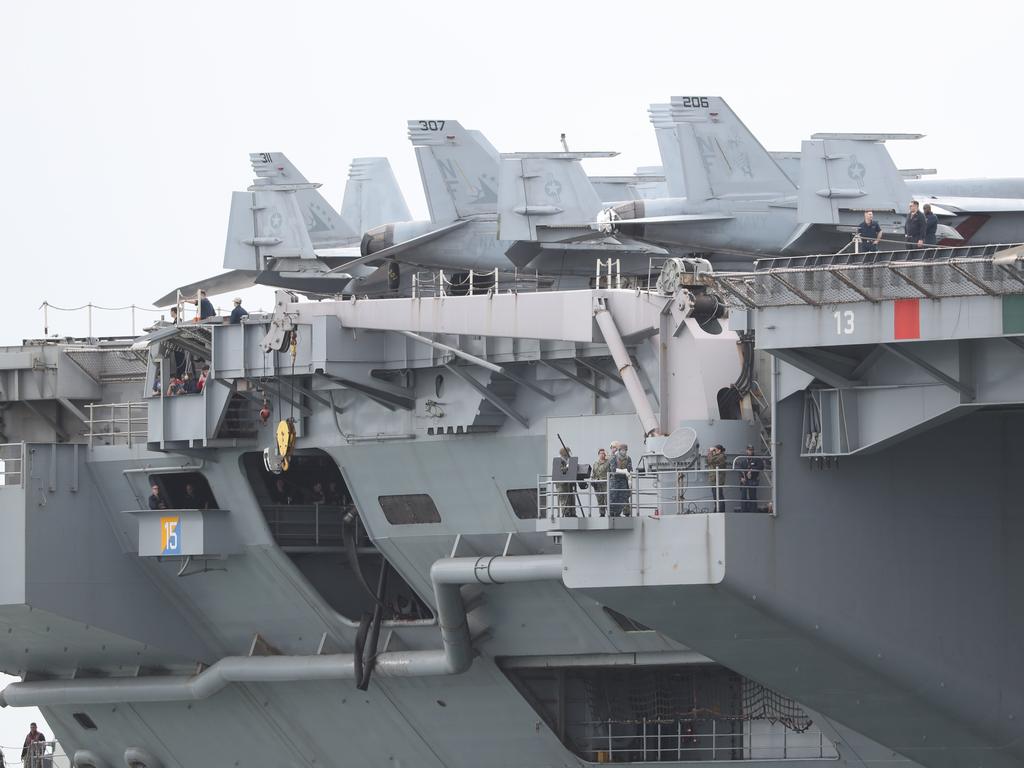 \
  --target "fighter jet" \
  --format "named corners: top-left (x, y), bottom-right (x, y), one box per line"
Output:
top-left (153, 153), bottom-right (410, 306)
top-left (644, 97), bottom-right (1024, 250)
top-left (497, 97), bottom-right (920, 265)
top-left (325, 120), bottom-right (669, 290)
top-left (500, 95), bottom-right (1024, 261)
